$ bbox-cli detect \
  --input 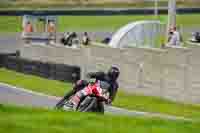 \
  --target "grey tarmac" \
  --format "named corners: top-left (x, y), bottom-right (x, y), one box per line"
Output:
top-left (0, 83), bottom-right (193, 122)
